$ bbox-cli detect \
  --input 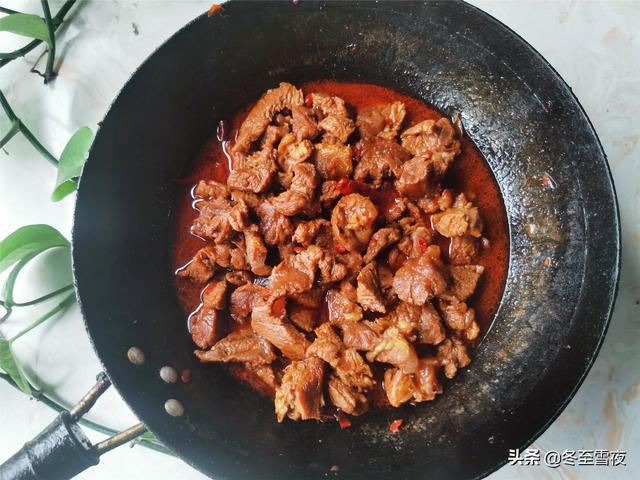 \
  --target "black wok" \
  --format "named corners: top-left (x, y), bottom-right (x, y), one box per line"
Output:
top-left (2, 1), bottom-right (621, 479)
